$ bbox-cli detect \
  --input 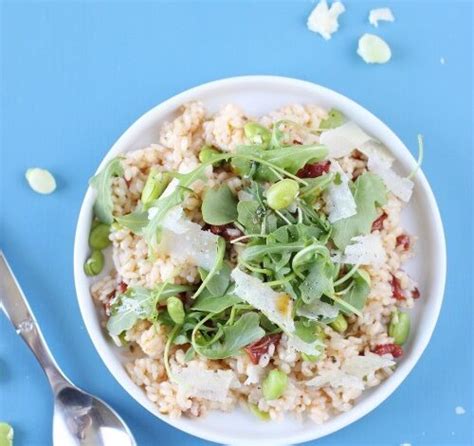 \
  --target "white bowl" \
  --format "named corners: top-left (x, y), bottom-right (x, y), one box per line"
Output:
top-left (74, 76), bottom-right (446, 445)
